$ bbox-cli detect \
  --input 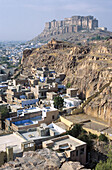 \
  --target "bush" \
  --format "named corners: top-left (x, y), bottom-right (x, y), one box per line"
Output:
top-left (0, 106), bottom-right (9, 129)
top-left (68, 124), bottom-right (93, 151)
top-left (89, 132), bottom-right (98, 139)
top-left (99, 134), bottom-right (108, 142)
top-left (68, 124), bottom-right (82, 138)
top-left (95, 149), bottom-right (112, 170)
top-left (53, 96), bottom-right (64, 110)
top-left (0, 106), bottom-right (9, 120)
top-left (78, 133), bottom-right (93, 150)
top-left (66, 82), bottom-right (71, 88)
